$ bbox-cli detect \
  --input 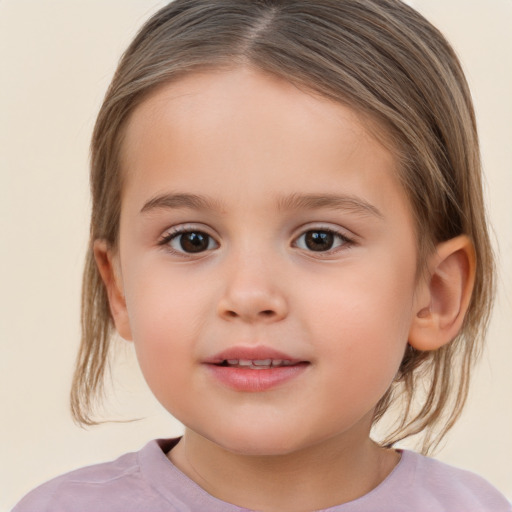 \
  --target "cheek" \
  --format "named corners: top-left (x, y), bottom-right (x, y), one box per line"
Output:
top-left (304, 255), bottom-right (415, 390)
top-left (122, 263), bottom-right (207, 395)
top-left (124, 259), bottom-right (206, 337)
